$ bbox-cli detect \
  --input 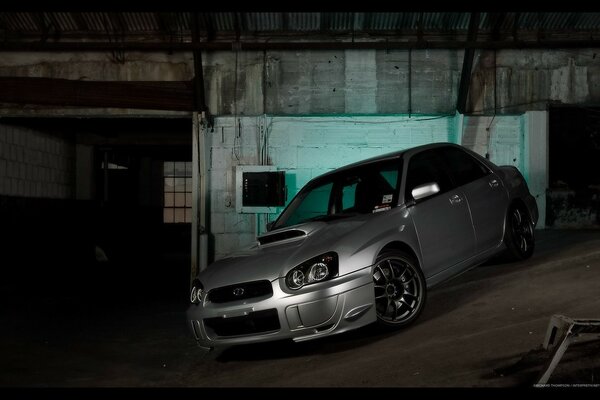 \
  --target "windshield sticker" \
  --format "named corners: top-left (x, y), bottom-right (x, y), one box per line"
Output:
top-left (373, 205), bottom-right (391, 213)
top-left (382, 194), bottom-right (393, 204)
